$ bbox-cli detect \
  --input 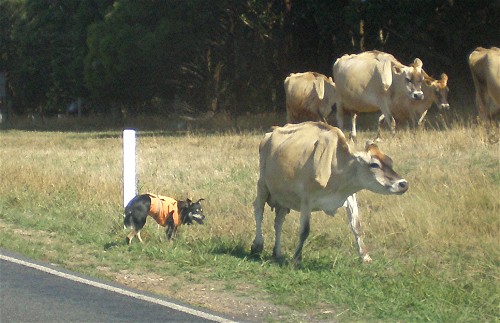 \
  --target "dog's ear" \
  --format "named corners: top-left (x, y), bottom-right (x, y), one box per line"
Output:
top-left (177, 200), bottom-right (187, 209)
top-left (195, 198), bottom-right (205, 204)
top-left (186, 197), bottom-right (192, 204)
